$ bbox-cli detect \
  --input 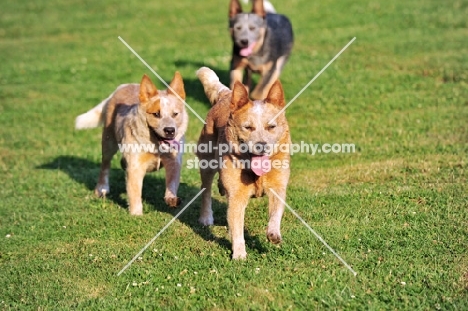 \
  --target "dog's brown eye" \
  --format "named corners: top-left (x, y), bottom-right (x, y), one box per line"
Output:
top-left (249, 26), bottom-right (255, 31)
top-left (153, 112), bottom-right (160, 118)
top-left (267, 124), bottom-right (276, 130)
top-left (172, 112), bottom-right (179, 118)
top-left (243, 126), bottom-right (254, 131)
